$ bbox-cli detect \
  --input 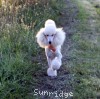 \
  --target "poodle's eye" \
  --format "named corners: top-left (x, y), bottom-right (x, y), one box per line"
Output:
top-left (46, 35), bottom-right (49, 36)
top-left (51, 34), bottom-right (54, 36)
